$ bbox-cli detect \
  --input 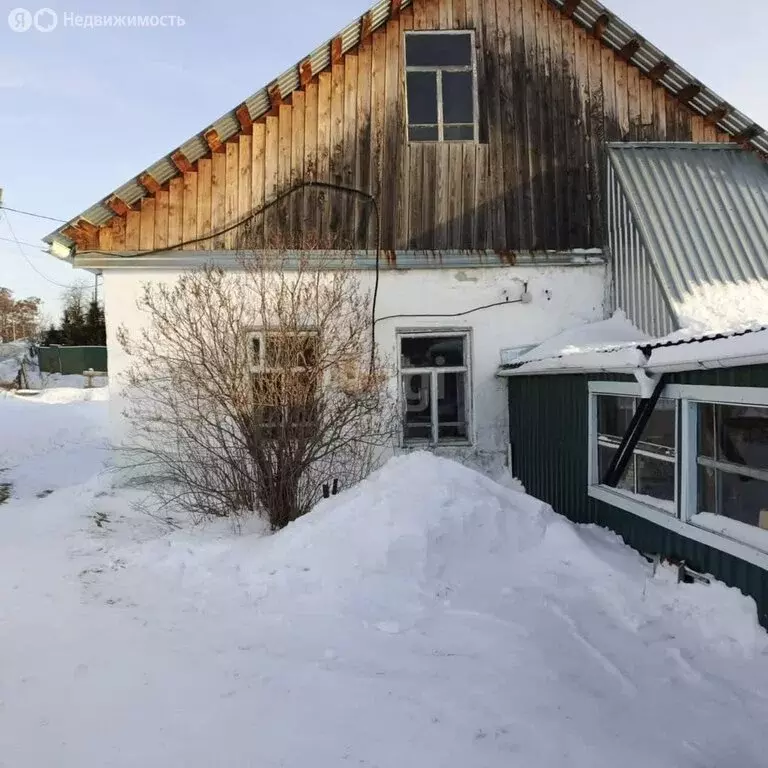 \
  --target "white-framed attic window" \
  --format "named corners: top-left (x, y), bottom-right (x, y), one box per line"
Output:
top-left (587, 381), bottom-right (768, 570)
top-left (404, 30), bottom-right (479, 142)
